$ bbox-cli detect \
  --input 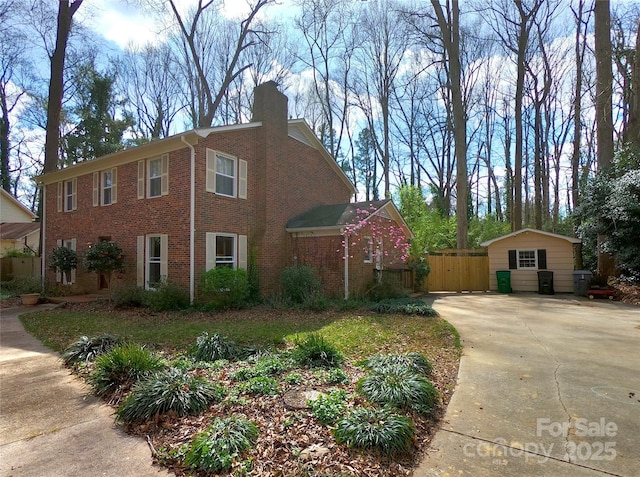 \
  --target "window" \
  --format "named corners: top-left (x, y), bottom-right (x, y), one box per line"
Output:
top-left (206, 149), bottom-right (247, 199)
top-left (508, 249), bottom-right (547, 270)
top-left (138, 155), bottom-right (168, 199)
top-left (94, 169), bottom-right (117, 206)
top-left (55, 238), bottom-right (76, 284)
top-left (363, 236), bottom-right (373, 263)
top-left (518, 250), bottom-right (536, 269)
top-left (148, 158), bottom-right (163, 197)
top-left (59, 179), bottom-right (77, 212)
top-left (206, 233), bottom-right (247, 271)
top-left (138, 234), bottom-right (168, 289)
top-left (102, 170), bottom-right (113, 205)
